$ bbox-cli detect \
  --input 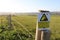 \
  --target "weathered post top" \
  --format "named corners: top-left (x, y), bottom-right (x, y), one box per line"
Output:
top-left (39, 10), bottom-right (49, 12)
